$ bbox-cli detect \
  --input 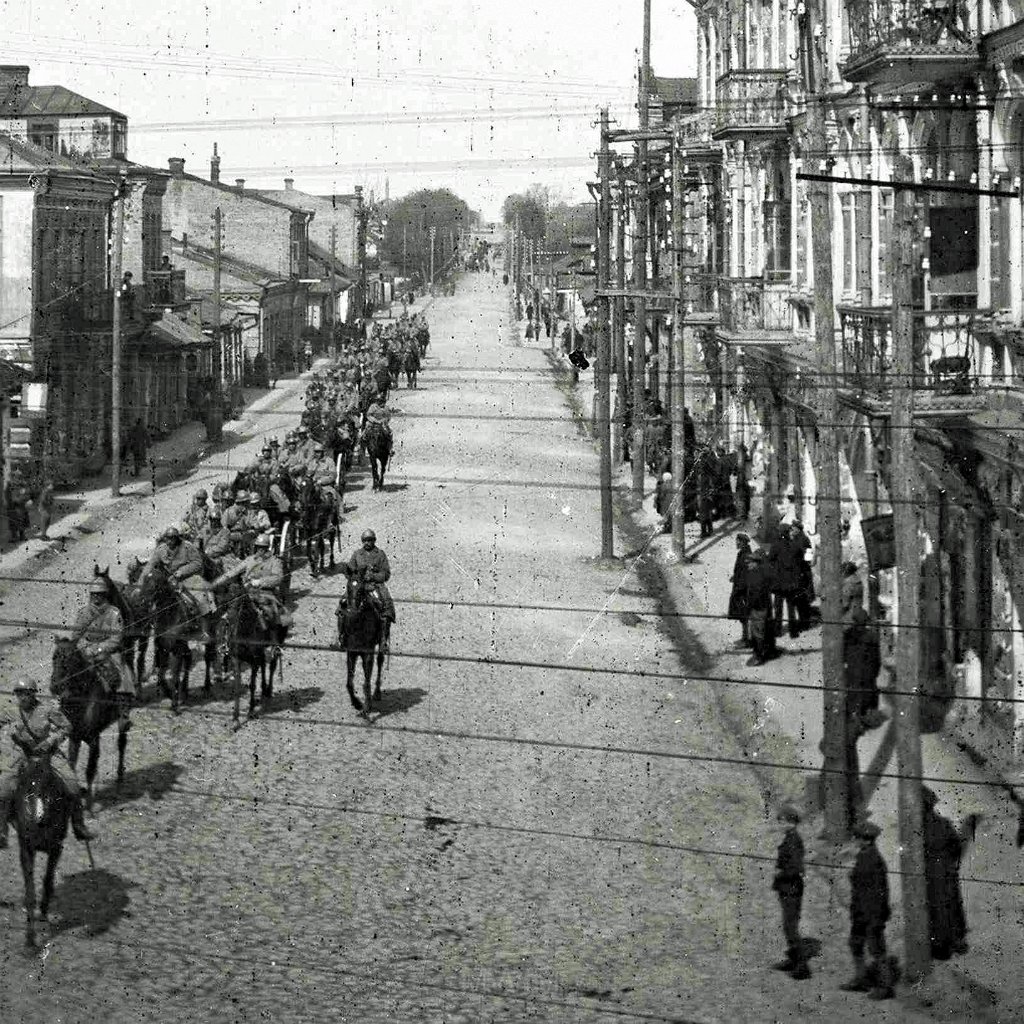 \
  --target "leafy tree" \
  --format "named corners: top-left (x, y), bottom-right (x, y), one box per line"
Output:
top-left (502, 192), bottom-right (546, 239)
top-left (380, 188), bottom-right (471, 282)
